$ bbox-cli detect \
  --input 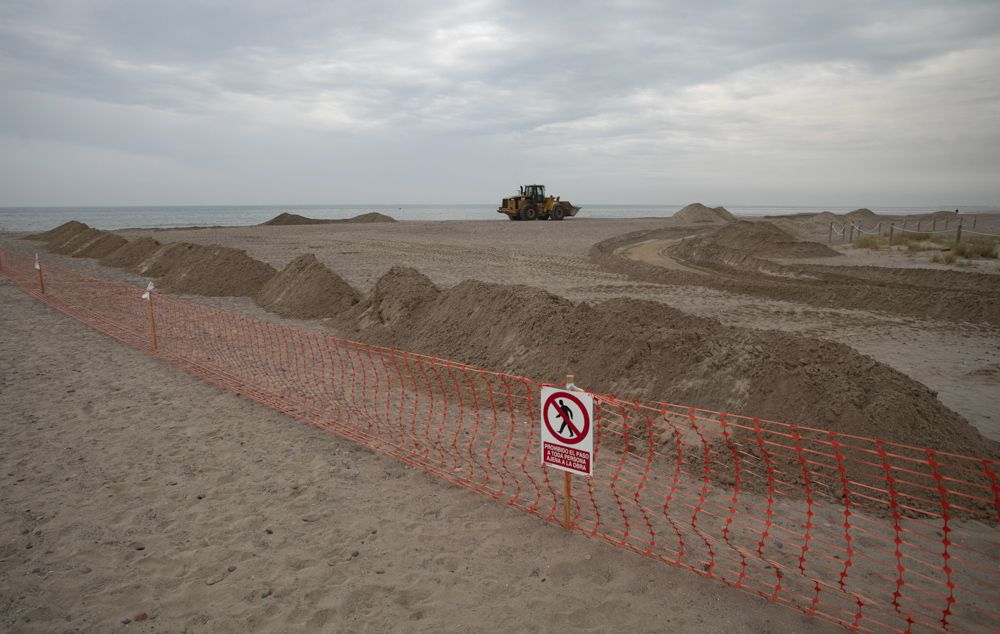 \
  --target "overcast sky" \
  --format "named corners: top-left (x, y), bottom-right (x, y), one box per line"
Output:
top-left (1, 0), bottom-right (998, 207)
